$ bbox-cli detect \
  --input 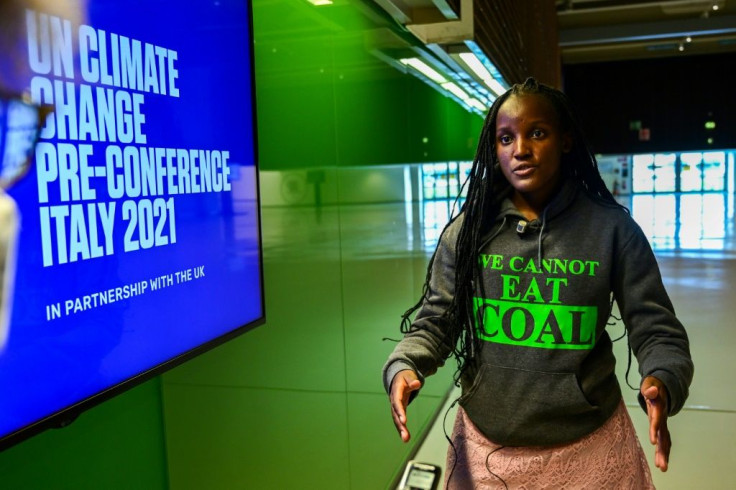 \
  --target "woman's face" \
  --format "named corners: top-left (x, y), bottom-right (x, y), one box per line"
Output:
top-left (495, 93), bottom-right (571, 217)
